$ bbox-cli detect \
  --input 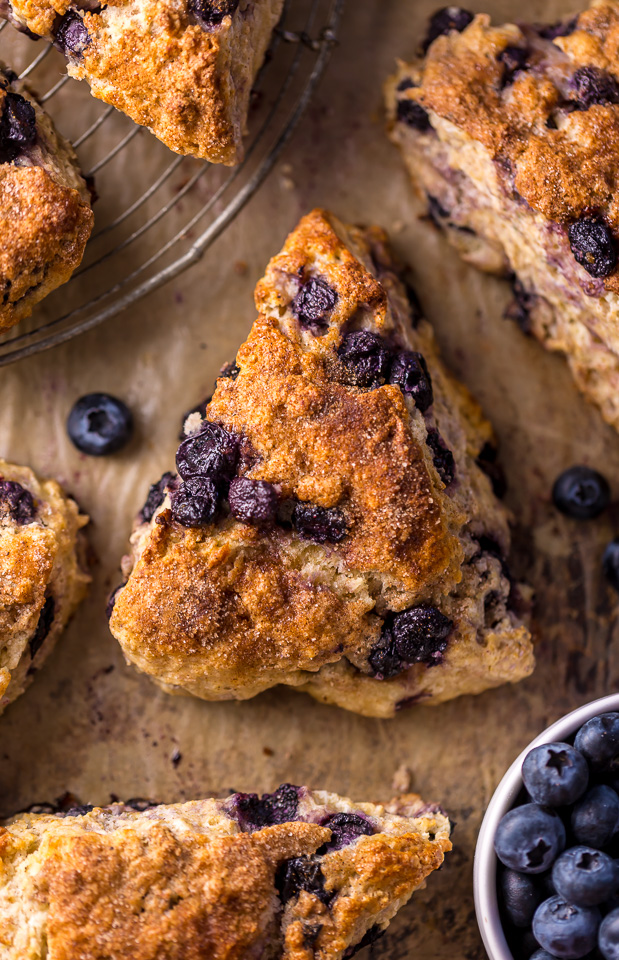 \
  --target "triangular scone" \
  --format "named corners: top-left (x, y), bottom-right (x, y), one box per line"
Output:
top-left (386, 1), bottom-right (619, 433)
top-left (109, 209), bottom-right (534, 718)
top-left (0, 459), bottom-right (90, 714)
top-left (0, 64), bottom-right (93, 330)
top-left (4, 0), bottom-right (285, 164)
top-left (0, 786), bottom-right (451, 959)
